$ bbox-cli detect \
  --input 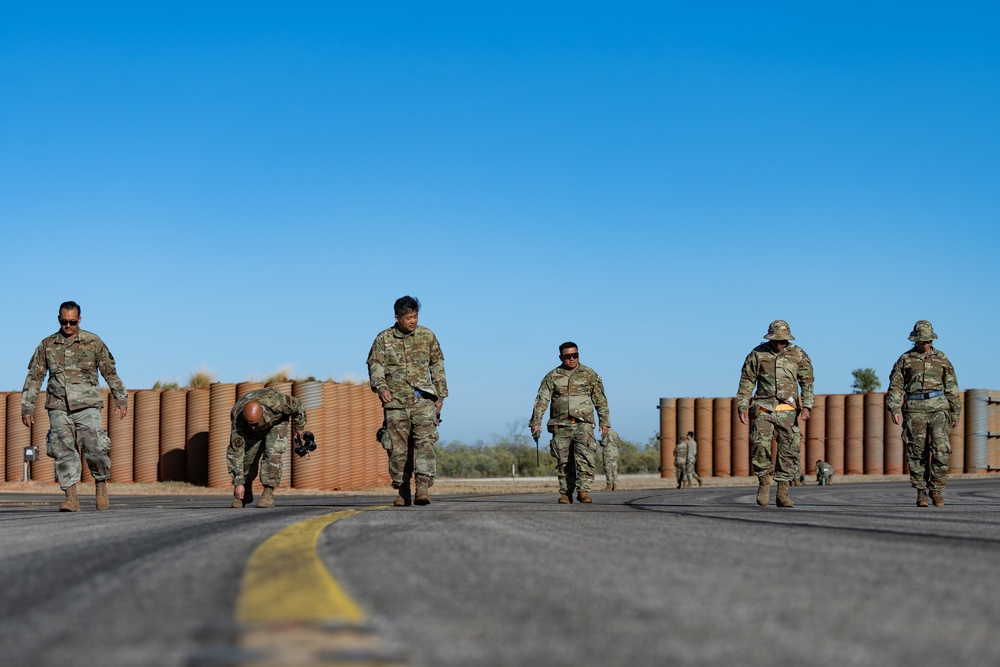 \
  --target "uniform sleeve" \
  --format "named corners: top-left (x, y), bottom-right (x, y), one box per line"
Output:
top-left (429, 333), bottom-right (448, 400)
top-left (530, 374), bottom-right (553, 428)
top-left (281, 394), bottom-right (308, 432)
top-left (885, 356), bottom-right (906, 415)
top-left (943, 357), bottom-right (961, 420)
top-left (736, 351), bottom-right (758, 413)
top-left (21, 344), bottom-right (47, 415)
top-left (366, 333), bottom-right (388, 396)
top-left (592, 374), bottom-right (611, 429)
top-left (97, 341), bottom-right (128, 408)
top-left (227, 417), bottom-right (247, 486)
top-left (798, 350), bottom-right (815, 410)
